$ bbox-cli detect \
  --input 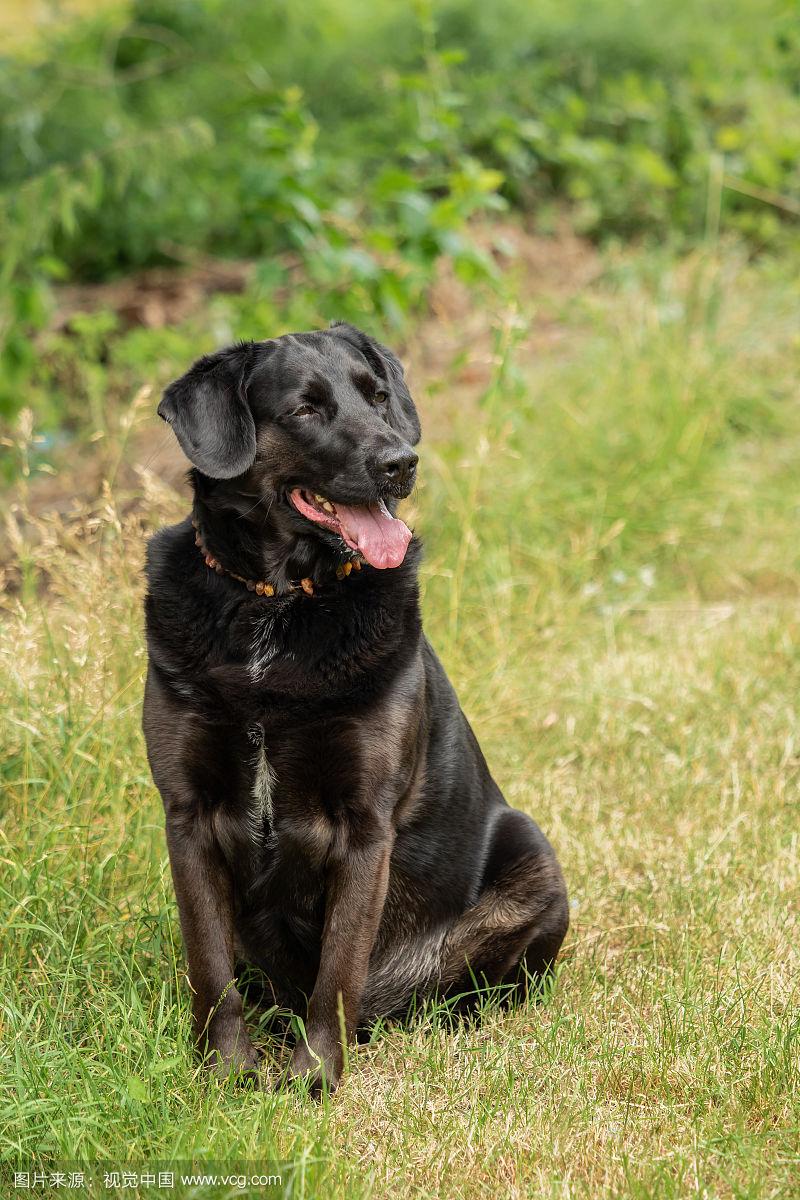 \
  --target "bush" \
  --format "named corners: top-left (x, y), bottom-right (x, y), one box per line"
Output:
top-left (1, 0), bottom-right (798, 426)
